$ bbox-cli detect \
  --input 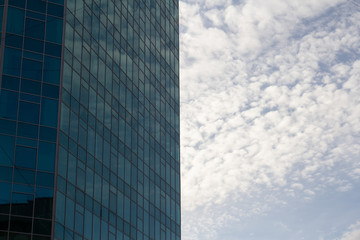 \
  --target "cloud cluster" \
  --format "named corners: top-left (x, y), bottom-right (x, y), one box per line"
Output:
top-left (338, 221), bottom-right (360, 240)
top-left (180, 0), bottom-right (360, 239)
